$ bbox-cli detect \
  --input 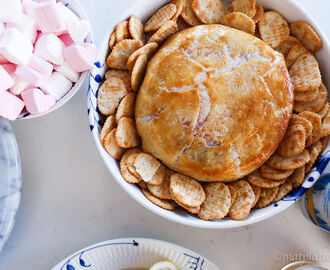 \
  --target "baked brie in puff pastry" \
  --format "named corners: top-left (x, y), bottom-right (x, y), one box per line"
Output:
top-left (136, 25), bottom-right (293, 182)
